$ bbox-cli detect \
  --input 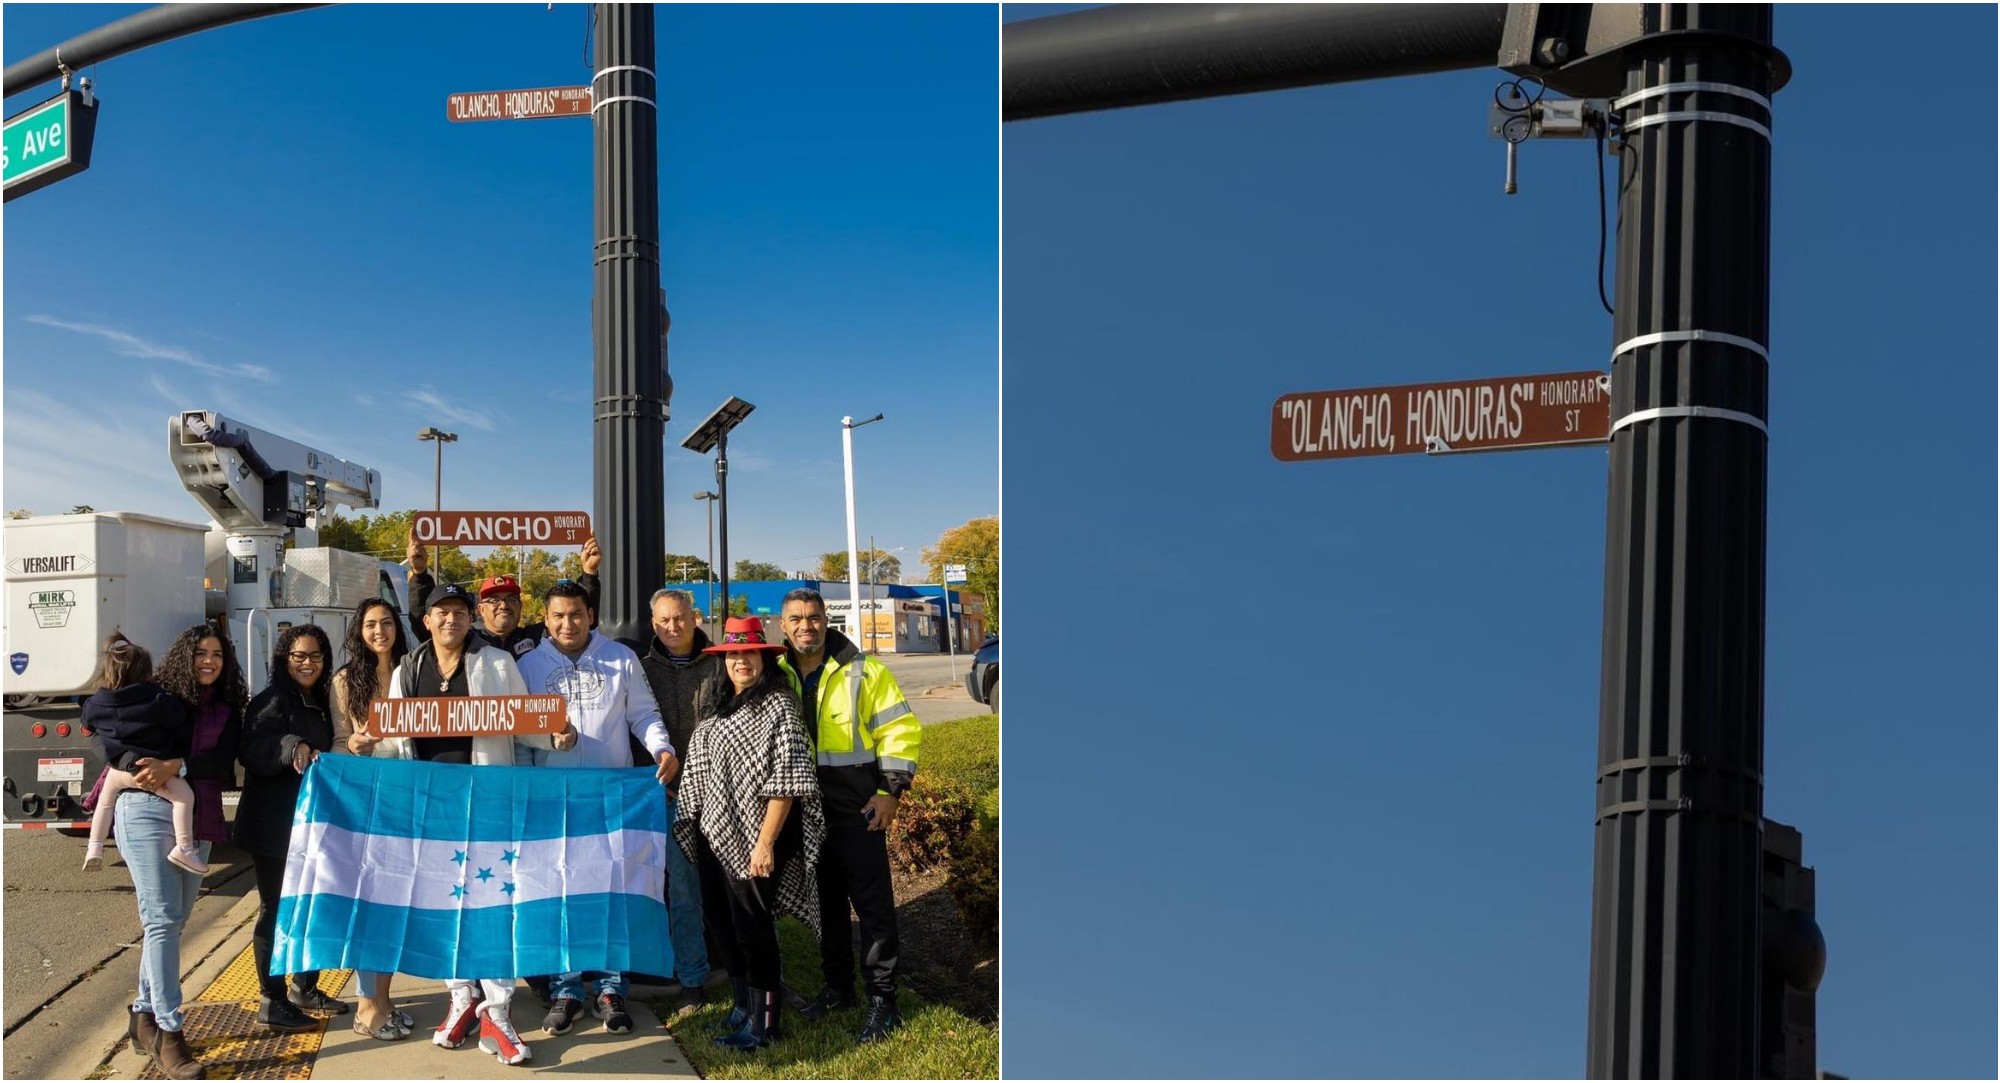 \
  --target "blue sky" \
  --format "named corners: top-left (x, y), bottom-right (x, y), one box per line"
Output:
top-left (2, 3), bottom-right (996, 580)
top-left (1003, 4), bottom-right (1994, 1080)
